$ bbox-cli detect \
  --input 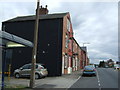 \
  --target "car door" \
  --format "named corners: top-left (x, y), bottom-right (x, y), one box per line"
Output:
top-left (27, 64), bottom-right (31, 76)
top-left (20, 64), bottom-right (29, 76)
